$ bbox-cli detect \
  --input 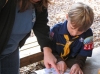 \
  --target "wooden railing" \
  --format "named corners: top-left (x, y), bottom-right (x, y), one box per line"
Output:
top-left (20, 52), bottom-right (43, 67)
top-left (20, 36), bottom-right (43, 67)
